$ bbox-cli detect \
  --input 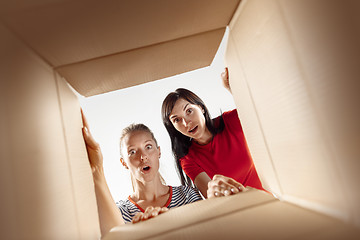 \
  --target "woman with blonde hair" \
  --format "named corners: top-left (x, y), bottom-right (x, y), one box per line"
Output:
top-left (82, 111), bottom-right (202, 236)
